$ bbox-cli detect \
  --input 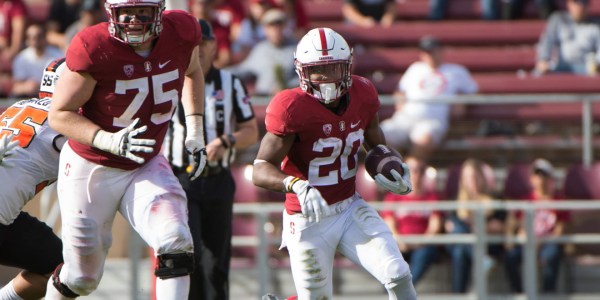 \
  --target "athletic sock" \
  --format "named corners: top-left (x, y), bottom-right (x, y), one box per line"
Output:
top-left (155, 275), bottom-right (190, 300)
top-left (0, 280), bottom-right (24, 300)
